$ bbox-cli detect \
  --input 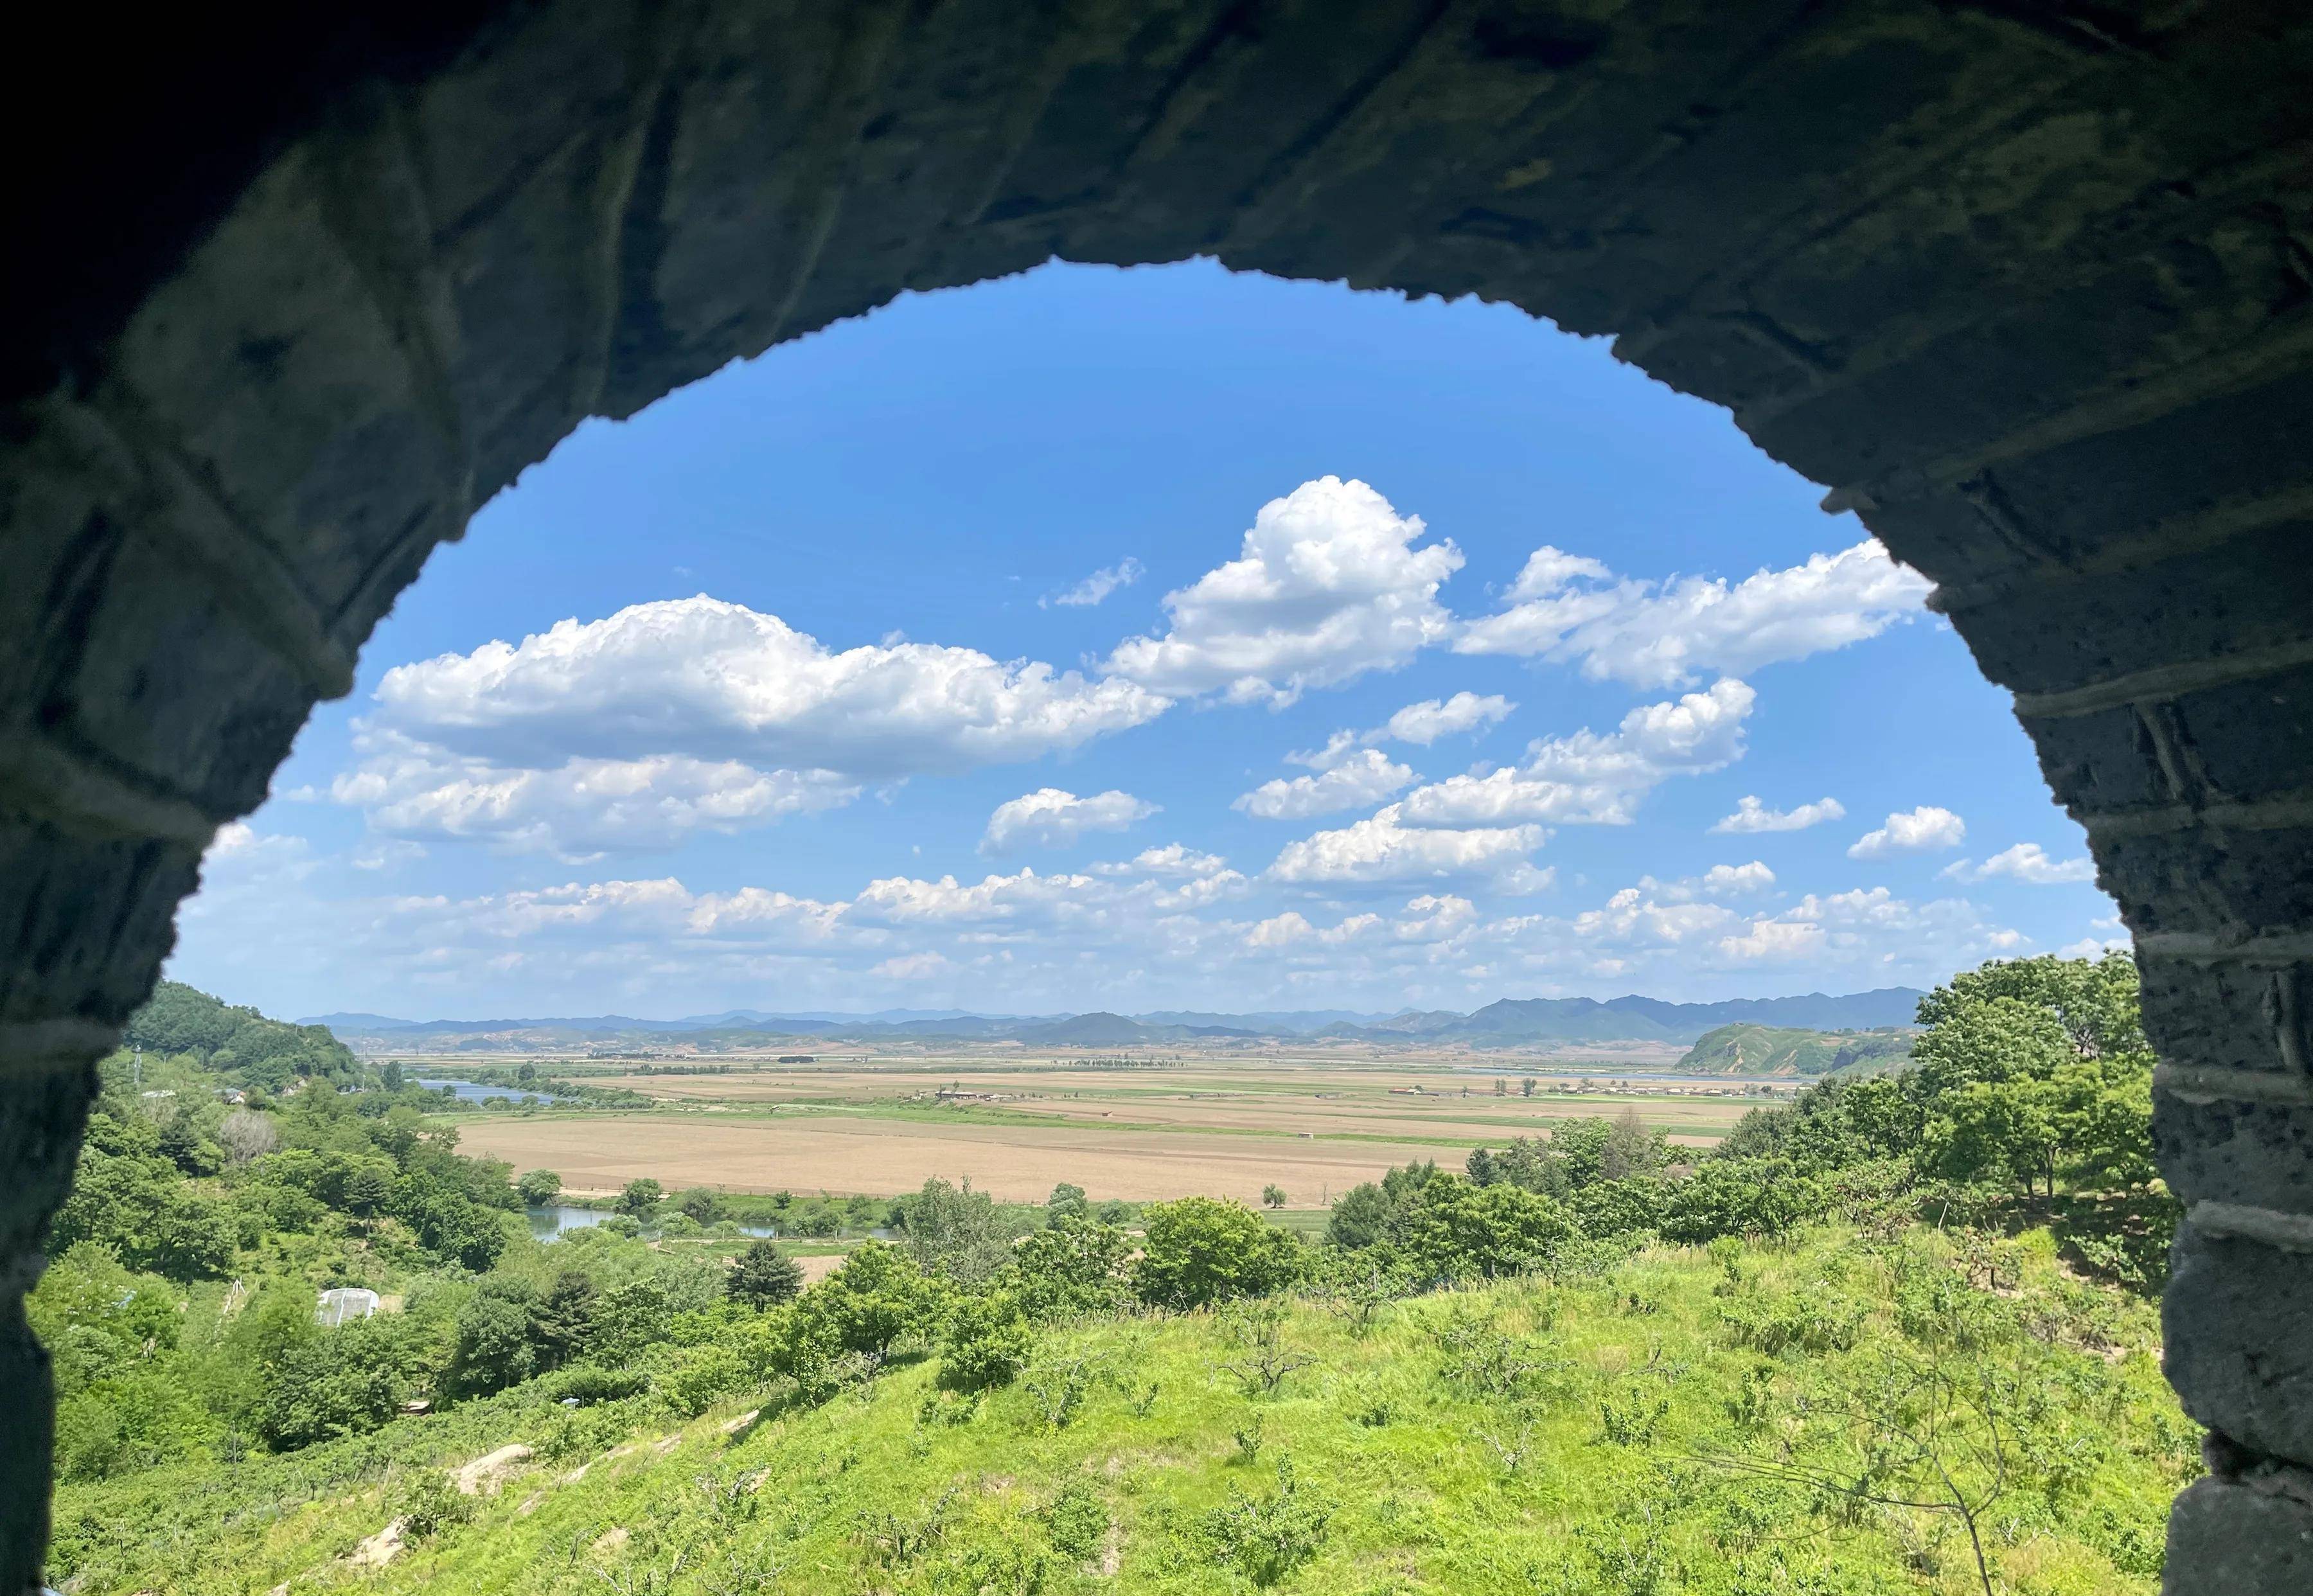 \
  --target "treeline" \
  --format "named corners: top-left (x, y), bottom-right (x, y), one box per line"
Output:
top-left (1325, 950), bottom-right (2165, 1290)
